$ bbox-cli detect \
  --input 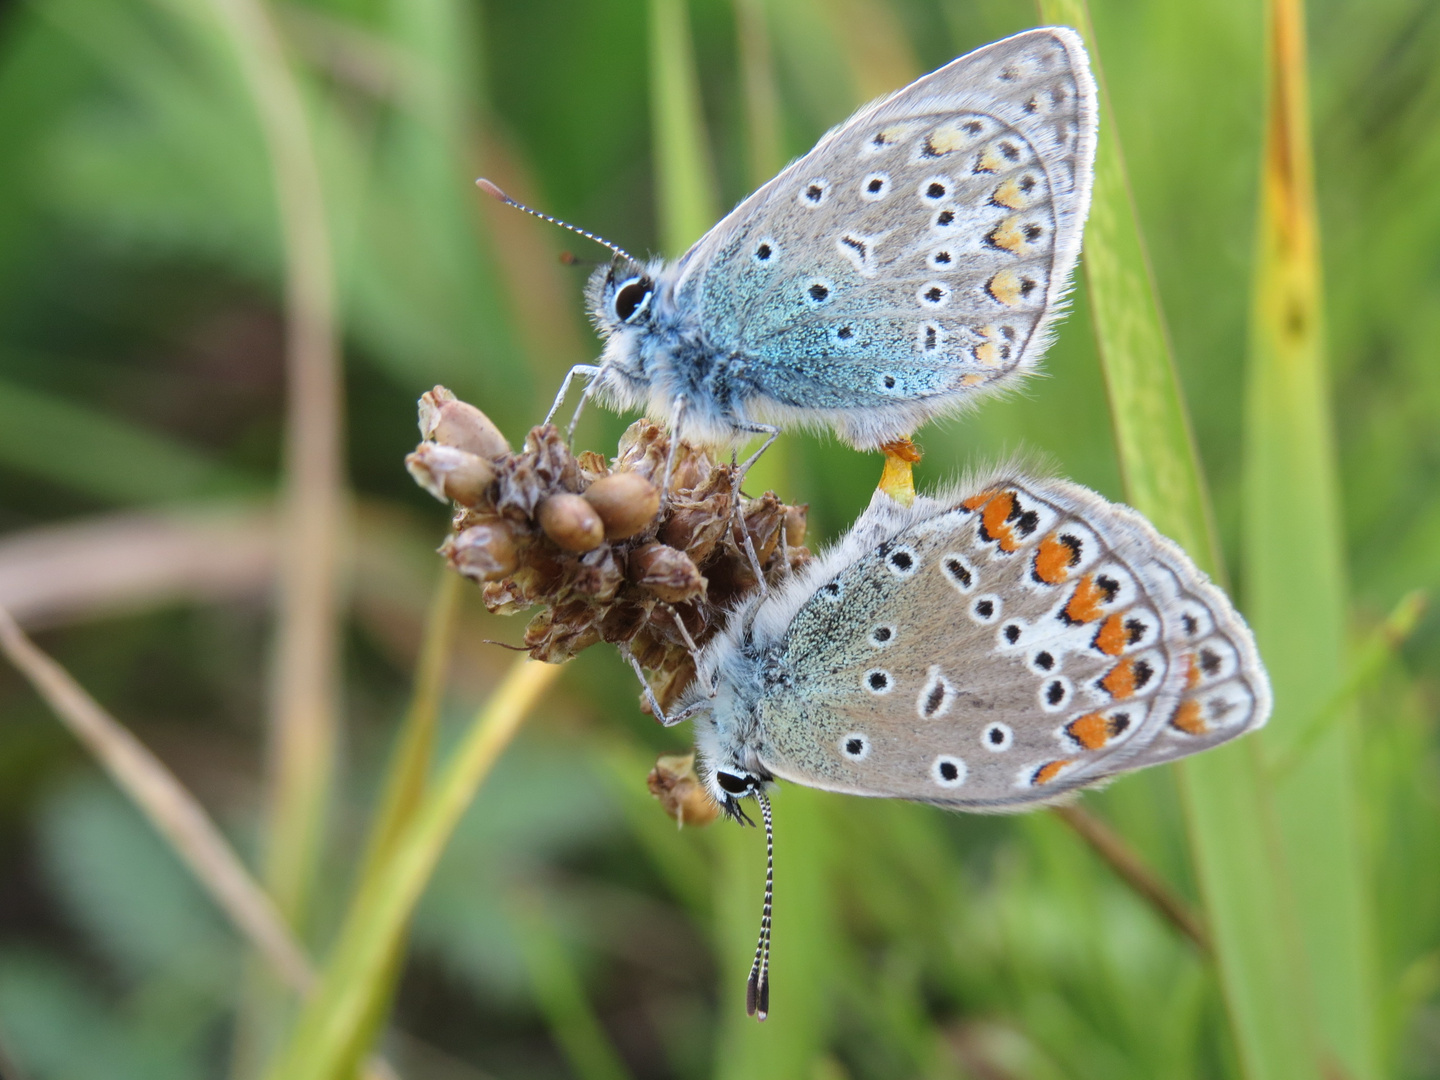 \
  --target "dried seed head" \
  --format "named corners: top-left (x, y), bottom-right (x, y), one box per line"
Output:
top-left (537, 493), bottom-right (605, 552)
top-left (629, 543), bottom-right (706, 603)
top-left (419, 386), bottom-right (511, 458)
top-left (583, 472), bottom-right (661, 539)
top-left (647, 753), bottom-right (720, 827)
top-left (406, 443), bottom-right (496, 507)
top-left (443, 519), bottom-right (522, 581)
top-left (409, 387), bottom-right (811, 712)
